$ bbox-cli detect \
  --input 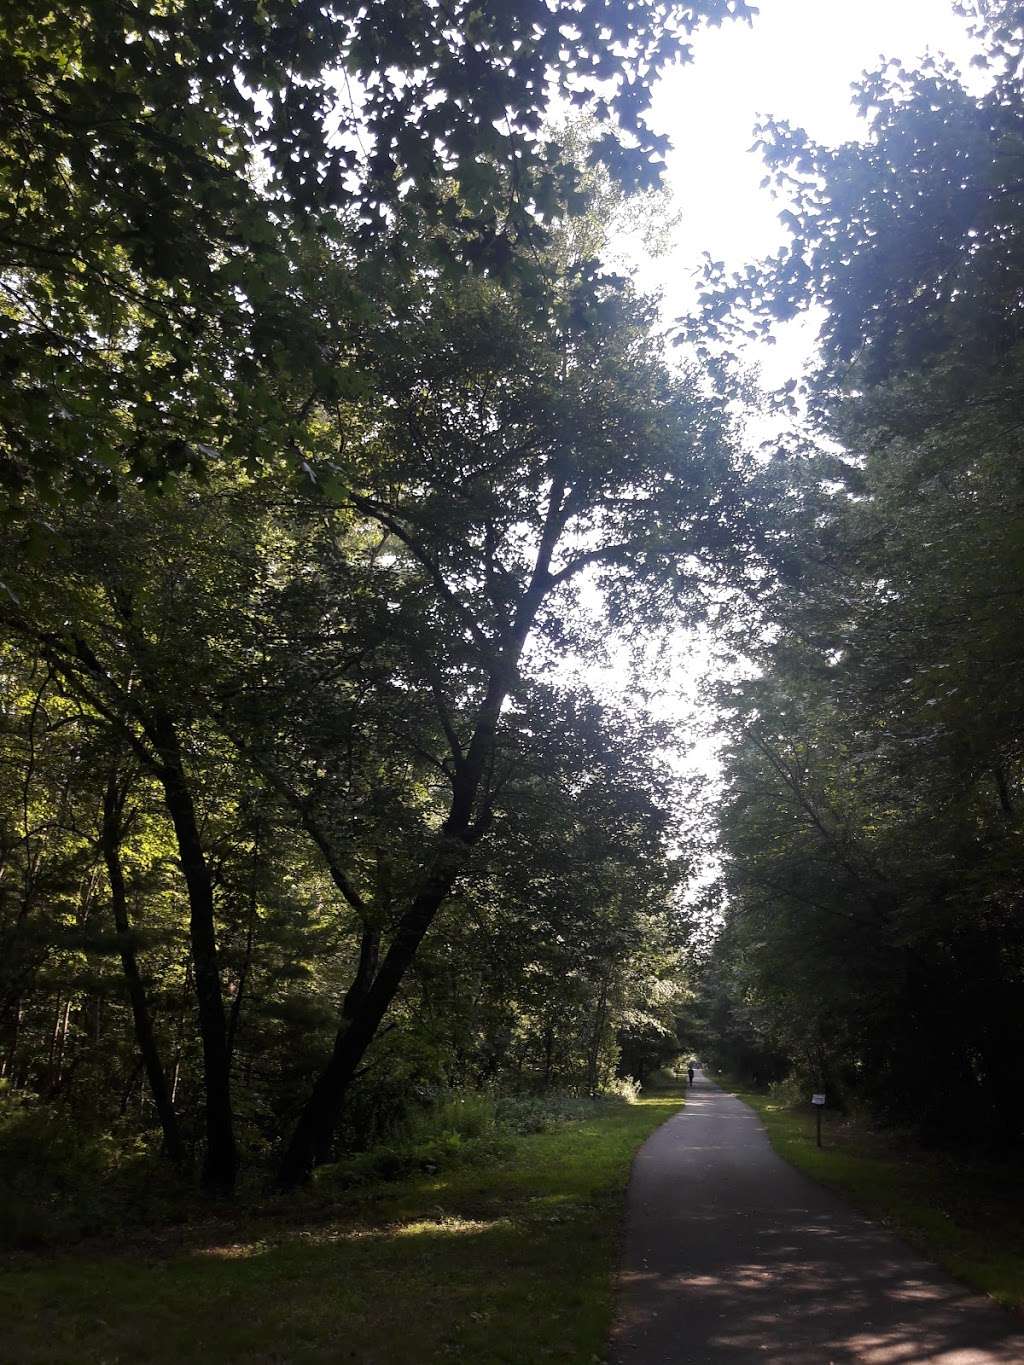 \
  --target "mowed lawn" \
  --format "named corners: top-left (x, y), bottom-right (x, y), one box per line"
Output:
top-left (726, 1083), bottom-right (1024, 1314)
top-left (2, 1091), bottom-right (681, 1364)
